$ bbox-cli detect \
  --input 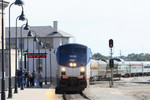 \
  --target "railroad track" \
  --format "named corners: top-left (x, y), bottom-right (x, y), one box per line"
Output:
top-left (62, 93), bottom-right (67, 100)
top-left (62, 92), bottom-right (91, 100)
top-left (80, 92), bottom-right (91, 100)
